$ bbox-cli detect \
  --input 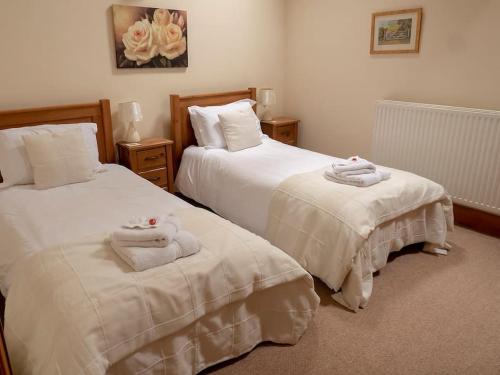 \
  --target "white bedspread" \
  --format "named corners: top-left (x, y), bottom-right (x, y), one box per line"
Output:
top-left (1, 165), bottom-right (319, 374)
top-left (176, 138), bottom-right (338, 236)
top-left (267, 166), bottom-right (453, 311)
top-left (0, 164), bottom-right (188, 296)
